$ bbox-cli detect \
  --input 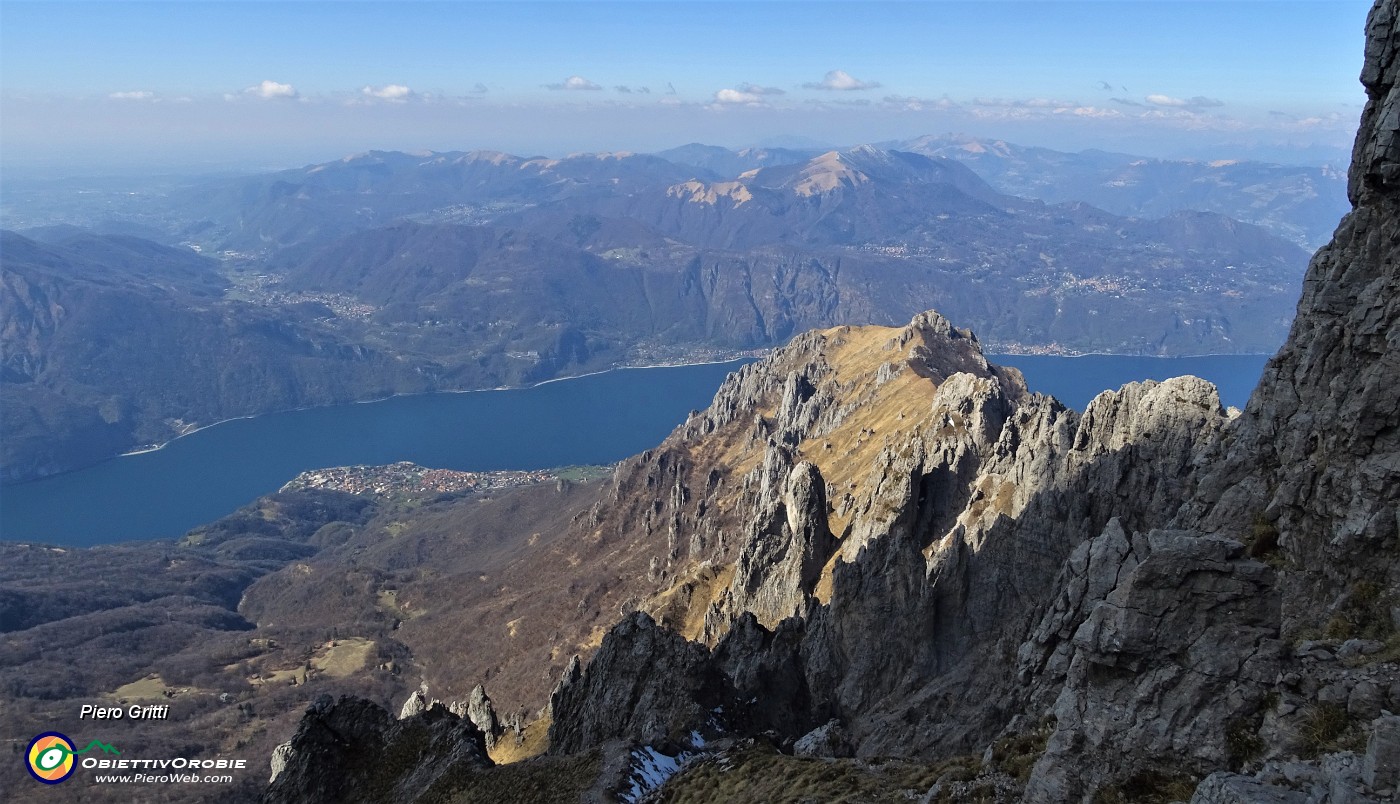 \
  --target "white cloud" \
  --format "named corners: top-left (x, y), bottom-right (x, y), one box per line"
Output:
top-left (1284, 112), bottom-right (1349, 130)
top-left (472, 83), bottom-right (489, 94)
top-left (1146, 94), bottom-right (1224, 109)
top-left (713, 88), bottom-right (764, 105)
top-left (245, 80), bottom-right (298, 100)
top-left (1146, 94), bottom-right (1188, 107)
top-left (882, 94), bottom-right (958, 111)
top-left (737, 82), bottom-right (785, 96)
top-left (974, 97), bottom-right (1079, 109)
top-left (108, 90), bottom-right (155, 101)
top-left (803, 70), bottom-right (880, 91)
top-left (545, 75), bottom-right (603, 91)
top-left (361, 84), bottom-right (413, 101)
top-left (967, 97), bottom-right (1090, 119)
top-left (1063, 106), bottom-right (1124, 119)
